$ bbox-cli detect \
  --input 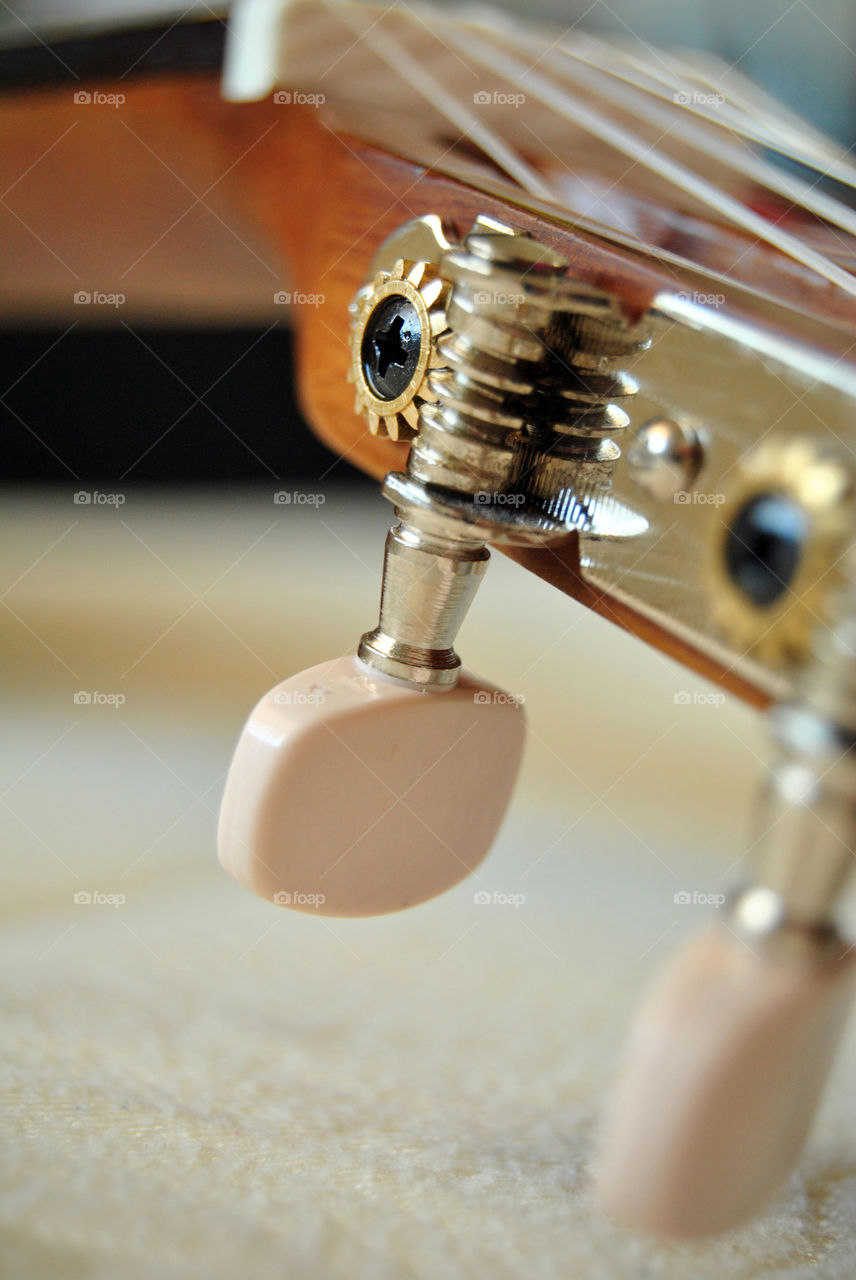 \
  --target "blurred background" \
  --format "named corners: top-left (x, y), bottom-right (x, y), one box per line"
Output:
top-left (3, 4), bottom-right (856, 1278)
